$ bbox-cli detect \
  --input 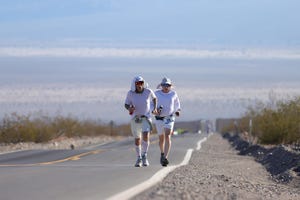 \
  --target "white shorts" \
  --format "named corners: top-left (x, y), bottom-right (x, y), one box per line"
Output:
top-left (155, 115), bottom-right (175, 135)
top-left (130, 116), bottom-right (152, 138)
